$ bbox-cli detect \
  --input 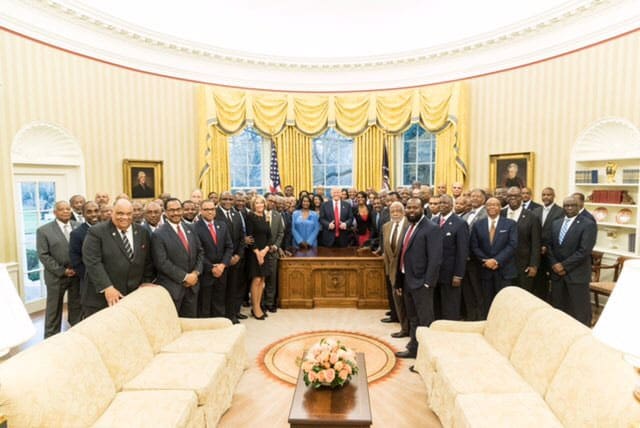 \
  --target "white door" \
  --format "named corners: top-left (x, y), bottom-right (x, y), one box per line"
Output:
top-left (13, 168), bottom-right (73, 313)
